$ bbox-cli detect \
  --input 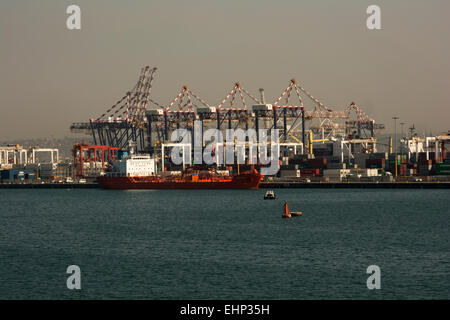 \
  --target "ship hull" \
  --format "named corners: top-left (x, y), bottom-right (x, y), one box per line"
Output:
top-left (96, 173), bottom-right (262, 190)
